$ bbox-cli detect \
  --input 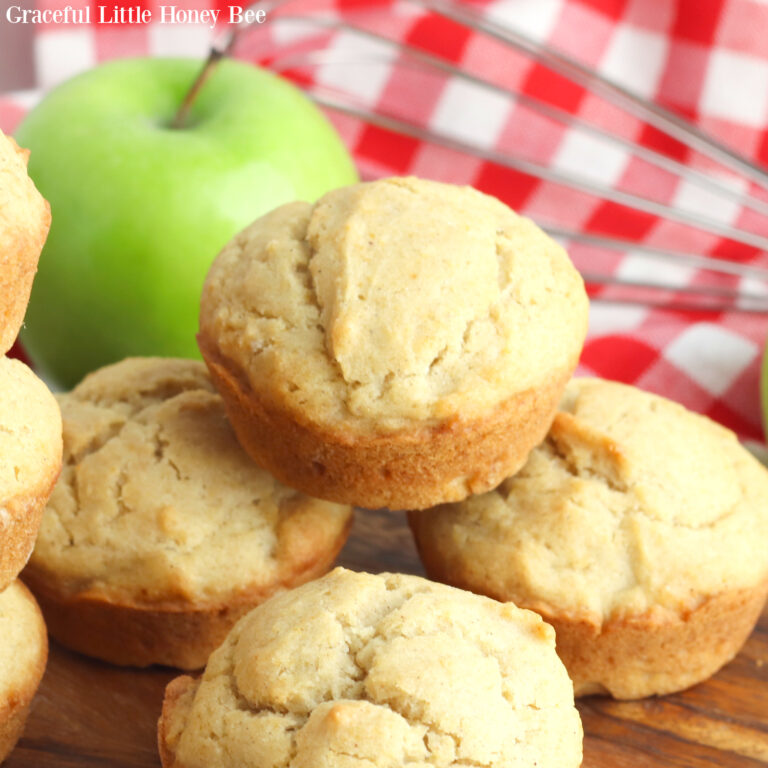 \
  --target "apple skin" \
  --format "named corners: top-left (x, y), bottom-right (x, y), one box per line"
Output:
top-left (16, 57), bottom-right (358, 388)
